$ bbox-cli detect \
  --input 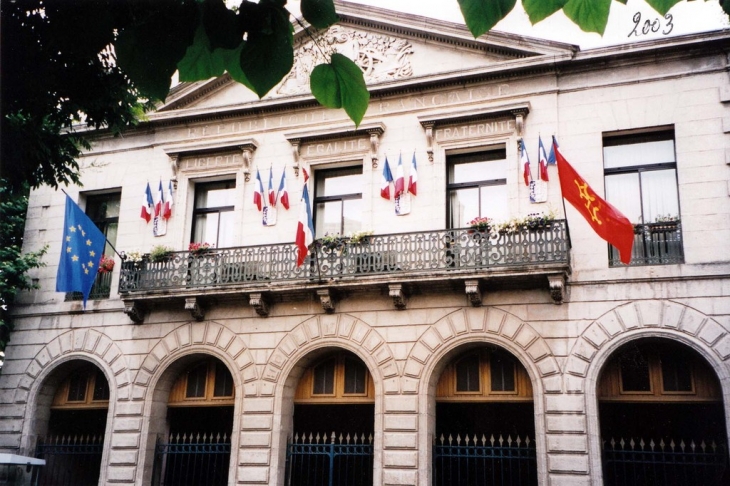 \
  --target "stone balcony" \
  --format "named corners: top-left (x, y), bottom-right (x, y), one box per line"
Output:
top-left (119, 222), bottom-right (571, 323)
